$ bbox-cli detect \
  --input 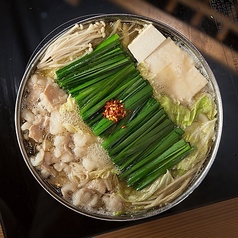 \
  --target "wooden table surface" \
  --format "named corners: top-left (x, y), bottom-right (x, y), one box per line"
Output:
top-left (1, 197), bottom-right (238, 237)
top-left (93, 197), bottom-right (238, 238)
top-left (0, 197), bottom-right (238, 238)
